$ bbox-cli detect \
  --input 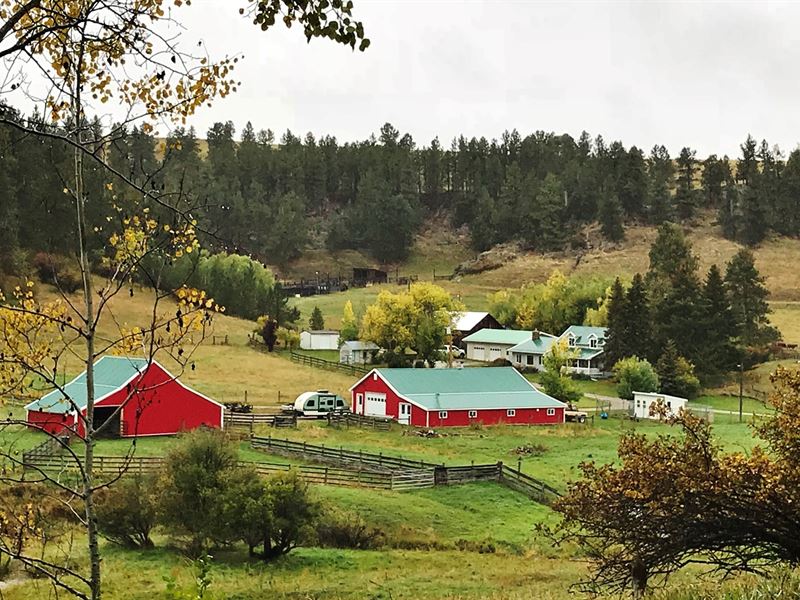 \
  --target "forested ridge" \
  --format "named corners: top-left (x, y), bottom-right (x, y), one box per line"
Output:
top-left (2, 104), bottom-right (800, 274)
